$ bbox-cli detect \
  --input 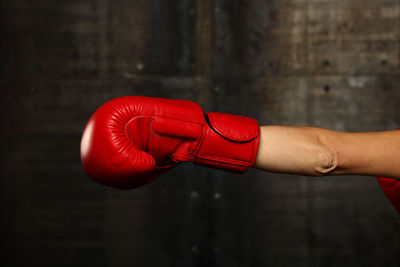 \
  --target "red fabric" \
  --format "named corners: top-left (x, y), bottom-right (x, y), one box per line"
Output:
top-left (377, 177), bottom-right (400, 214)
top-left (376, 128), bottom-right (400, 214)
top-left (80, 96), bottom-right (260, 189)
